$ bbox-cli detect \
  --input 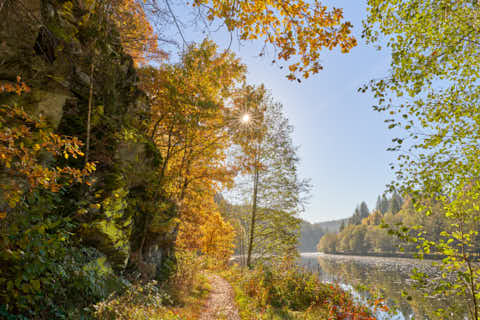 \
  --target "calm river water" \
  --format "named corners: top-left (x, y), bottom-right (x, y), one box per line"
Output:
top-left (300, 253), bottom-right (467, 320)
